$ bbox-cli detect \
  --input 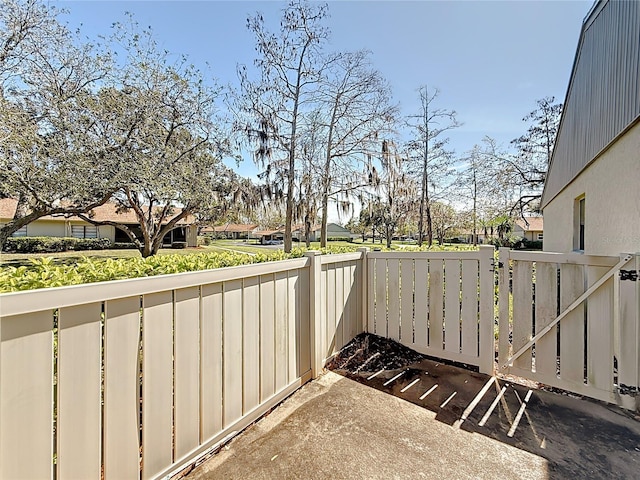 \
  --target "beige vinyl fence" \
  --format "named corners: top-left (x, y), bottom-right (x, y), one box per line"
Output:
top-left (366, 246), bottom-right (496, 374)
top-left (498, 249), bottom-right (640, 410)
top-left (0, 251), bottom-right (365, 480)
